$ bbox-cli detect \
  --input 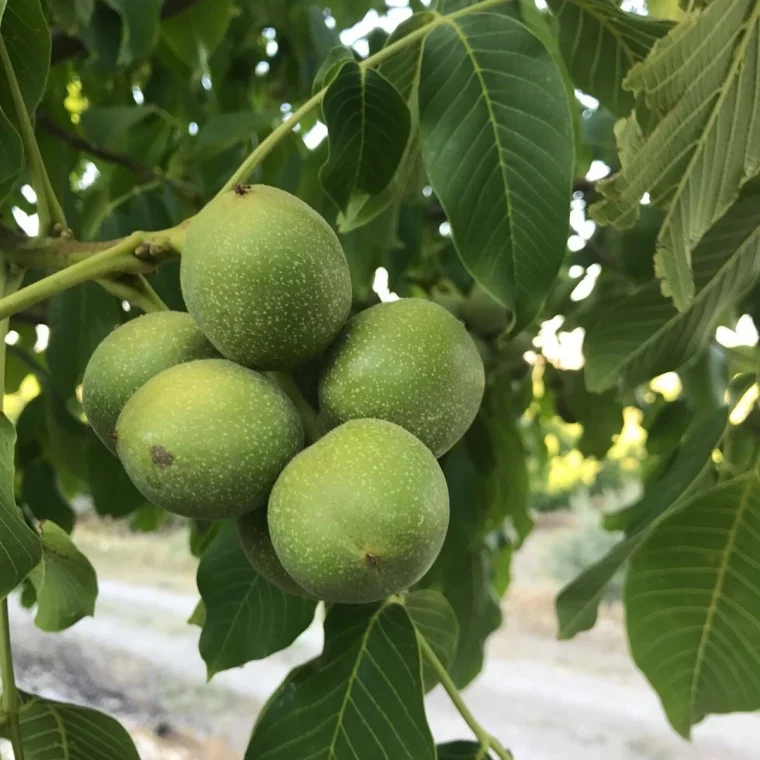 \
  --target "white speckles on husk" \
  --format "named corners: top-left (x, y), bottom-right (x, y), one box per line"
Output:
top-left (115, 359), bottom-right (304, 520)
top-left (319, 299), bottom-right (485, 457)
top-left (180, 185), bottom-right (352, 370)
top-left (237, 509), bottom-right (314, 599)
top-left (268, 418), bottom-right (449, 604)
top-left (82, 311), bottom-right (219, 453)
